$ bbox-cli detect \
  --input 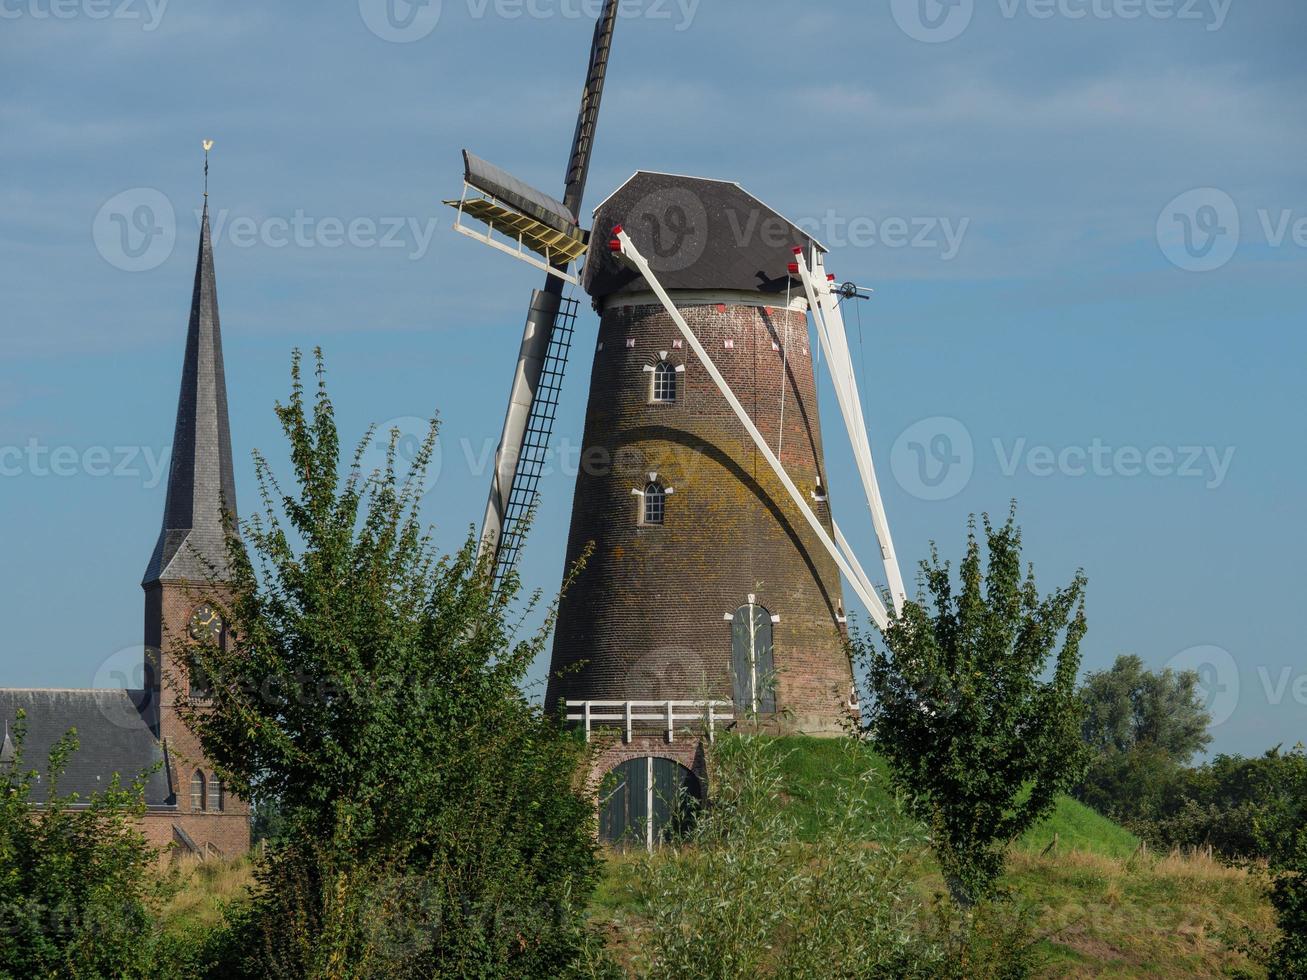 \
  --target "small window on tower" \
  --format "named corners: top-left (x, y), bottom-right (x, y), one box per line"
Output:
top-left (210, 775), bottom-right (223, 812)
top-left (651, 361), bottom-right (677, 403)
top-left (642, 483), bottom-right (666, 526)
top-left (191, 770), bottom-right (207, 812)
